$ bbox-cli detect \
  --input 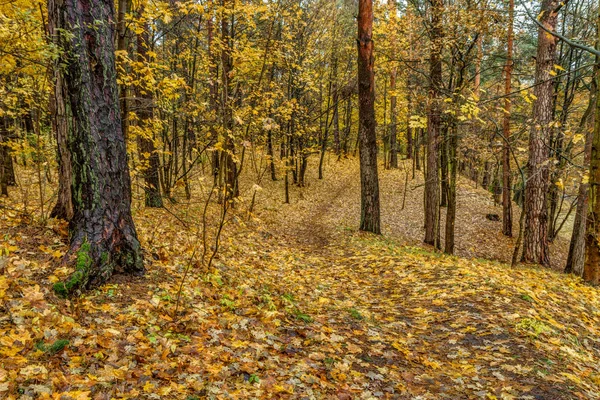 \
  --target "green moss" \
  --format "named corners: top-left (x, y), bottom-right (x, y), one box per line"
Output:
top-left (46, 339), bottom-right (70, 355)
top-left (53, 241), bottom-right (92, 298)
top-left (35, 339), bottom-right (69, 355)
top-left (100, 251), bottom-right (109, 265)
top-left (53, 282), bottom-right (68, 298)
